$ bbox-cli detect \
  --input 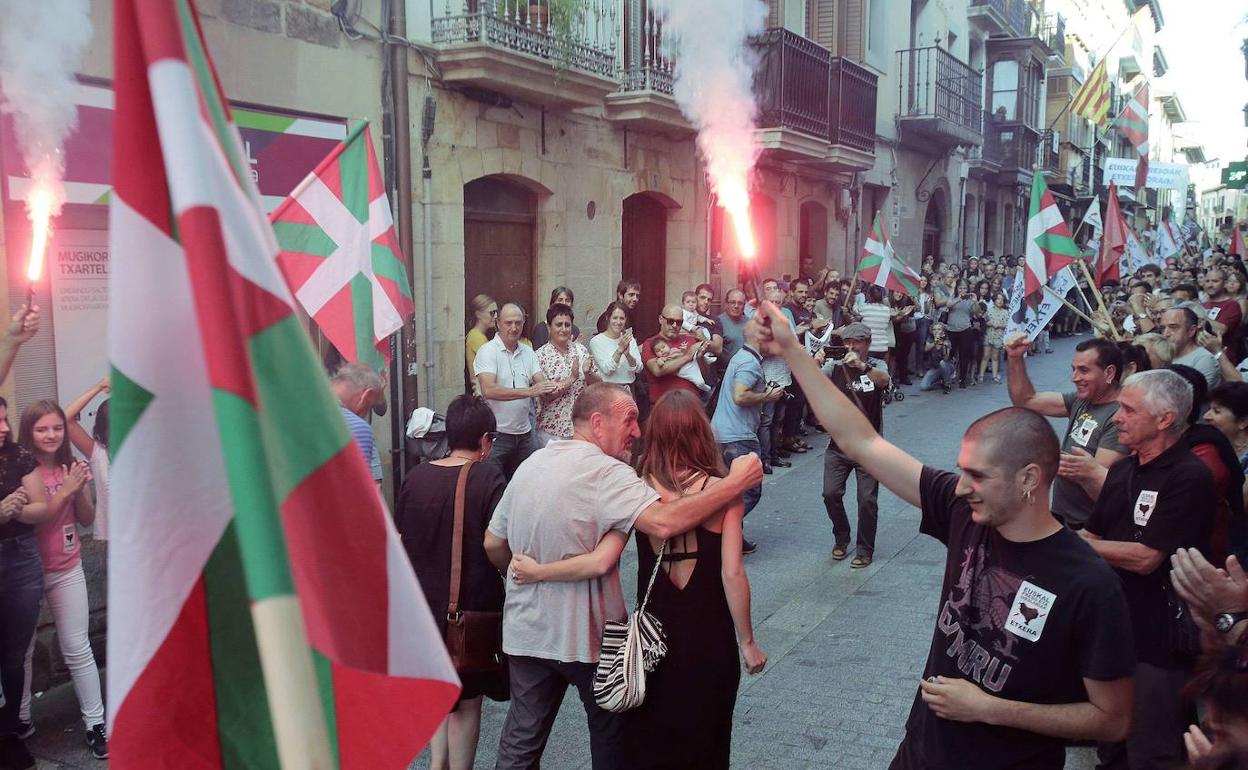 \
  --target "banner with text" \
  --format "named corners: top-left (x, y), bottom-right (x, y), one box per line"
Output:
top-left (47, 229), bottom-right (109, 438)
top-left (1006, 266), bottom-right (1078, 340)
top-left (1103, 158), bottom-right (1190, 192)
